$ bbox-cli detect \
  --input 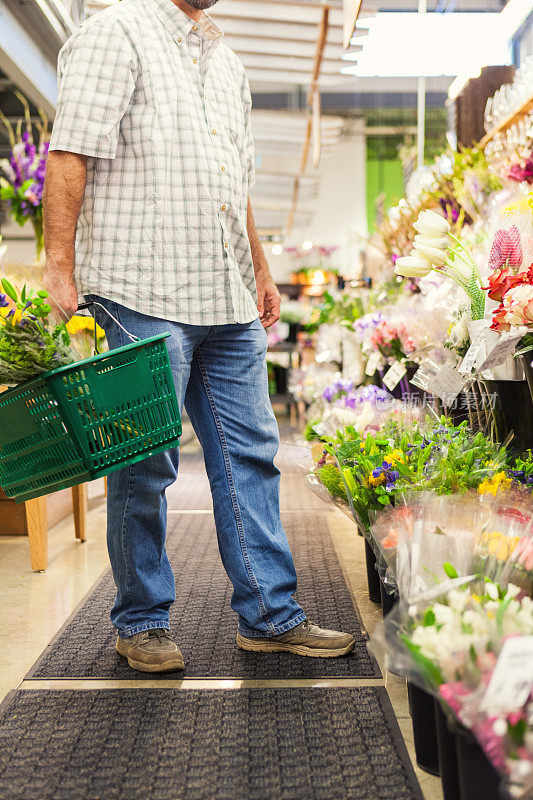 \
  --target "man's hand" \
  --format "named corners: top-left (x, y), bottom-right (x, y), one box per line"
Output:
top-left (43, 257), bottom-right (78, 320)
top-left (256, 272), bottom-right (281, 329)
